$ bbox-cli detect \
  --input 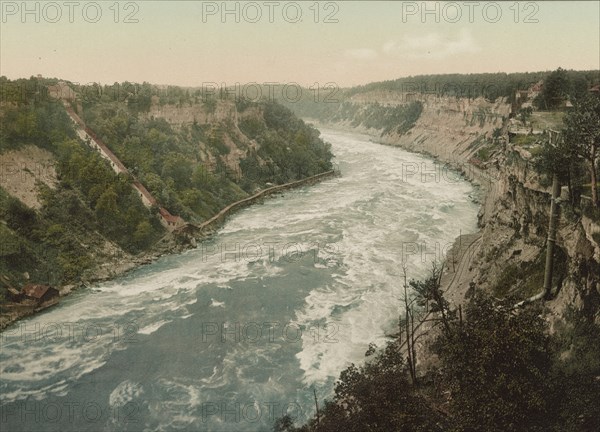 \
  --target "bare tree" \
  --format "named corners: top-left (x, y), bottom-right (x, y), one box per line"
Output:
top-left (401, 266), bottom-right (418, 384)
